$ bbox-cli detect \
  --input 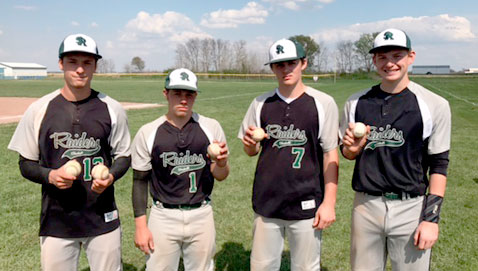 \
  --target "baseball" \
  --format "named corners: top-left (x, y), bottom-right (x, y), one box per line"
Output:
top-left (207, 143), bottom-right (222, 160)
top-left (92, 164), bottom-right (109, 180)
top-left (64, 160), bottom-right (82, 177)
top-left (353, 122), bottom-right (367, 138)
top-left (251, 127), bottom-right (265, 142)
